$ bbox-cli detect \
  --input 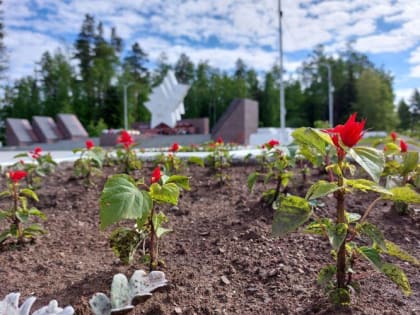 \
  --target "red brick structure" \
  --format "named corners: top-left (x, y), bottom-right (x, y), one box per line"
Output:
top-left (211, 99), bottom-right (258, 145)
